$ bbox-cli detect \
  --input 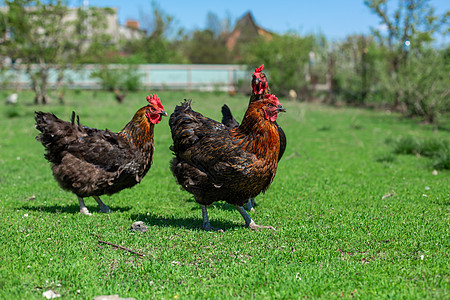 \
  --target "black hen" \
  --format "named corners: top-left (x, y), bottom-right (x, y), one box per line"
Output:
top-left (35, 94), bottom-right (167, 215)
top-left (170, 94), bottom-right (286, 232)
